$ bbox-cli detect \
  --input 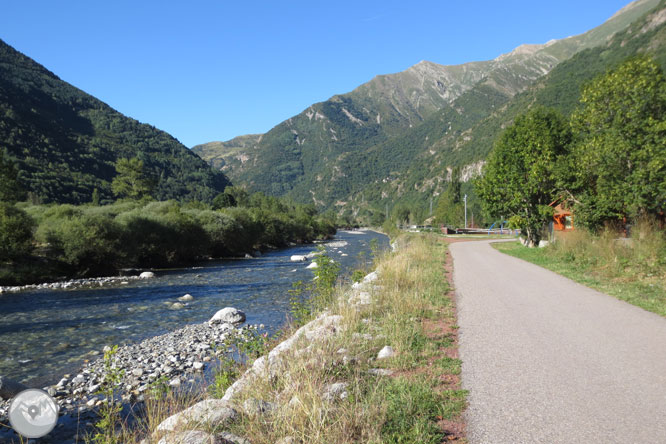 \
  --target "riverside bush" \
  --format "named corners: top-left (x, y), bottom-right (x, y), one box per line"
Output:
top-left (45, 214), bottom-right (123, 274)
top-left (0, 202), bottom-right (34, 261)
top-left (1, 192), bottom-right (337, 284)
